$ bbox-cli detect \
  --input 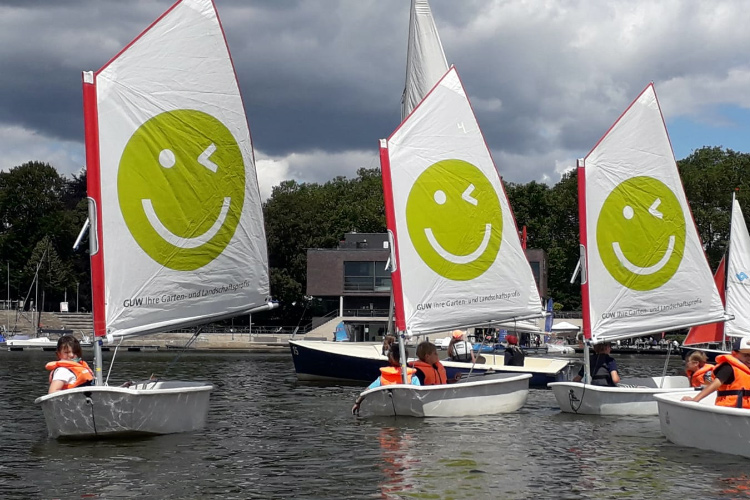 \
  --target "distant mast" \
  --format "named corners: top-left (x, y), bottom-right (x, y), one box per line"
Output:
top-left (401, 0), bottom-right (448, 121)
